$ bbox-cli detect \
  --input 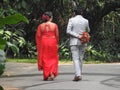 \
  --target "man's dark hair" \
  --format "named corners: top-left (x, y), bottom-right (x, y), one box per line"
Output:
top-left (74, 6), bottom-right (83, 15)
